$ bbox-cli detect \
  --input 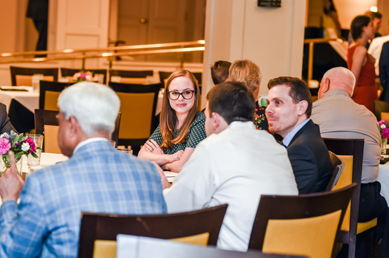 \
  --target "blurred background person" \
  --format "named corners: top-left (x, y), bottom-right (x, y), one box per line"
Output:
top-left (347, 15), bottom-right (377, 113)
top-left (322, 0), bottom-right (342, 39)
top-left (228, 59), bottom-right (268, 131)
top-left (26, 0), bottom-right (49, 57)
top-left (210, 60), bottom-right (231, 86)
